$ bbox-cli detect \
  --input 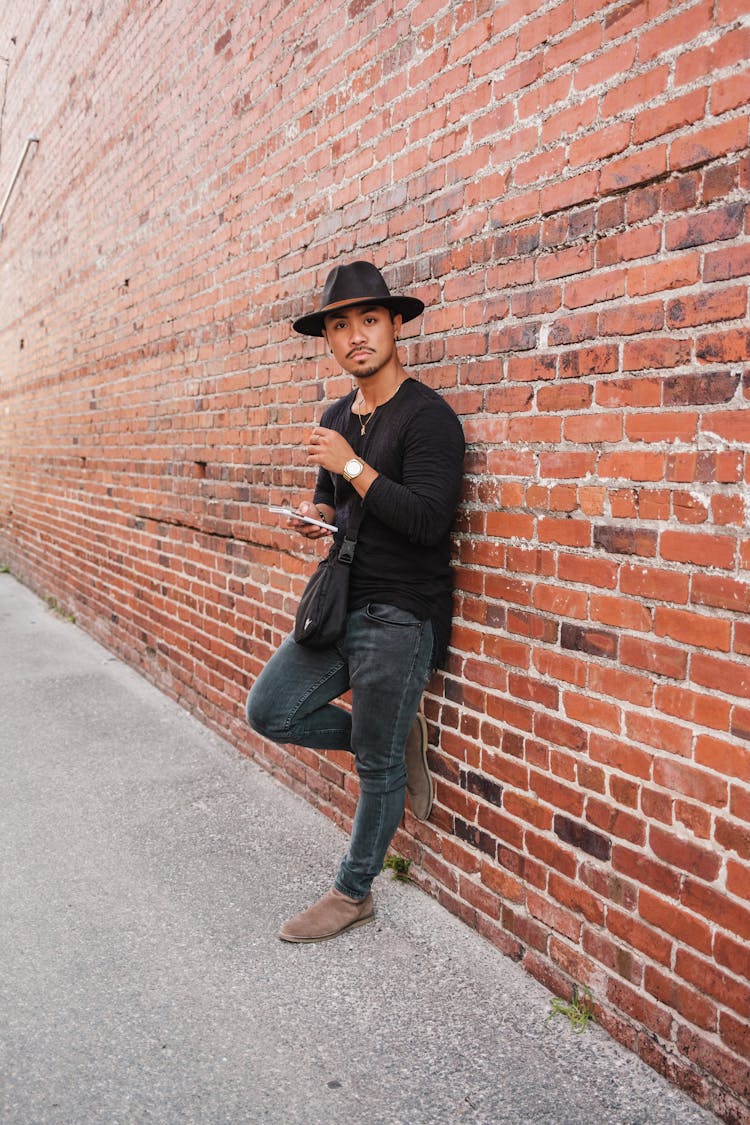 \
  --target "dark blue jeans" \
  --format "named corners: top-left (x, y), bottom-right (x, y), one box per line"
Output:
top-left (245, 603), bottom-right (434, 900)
